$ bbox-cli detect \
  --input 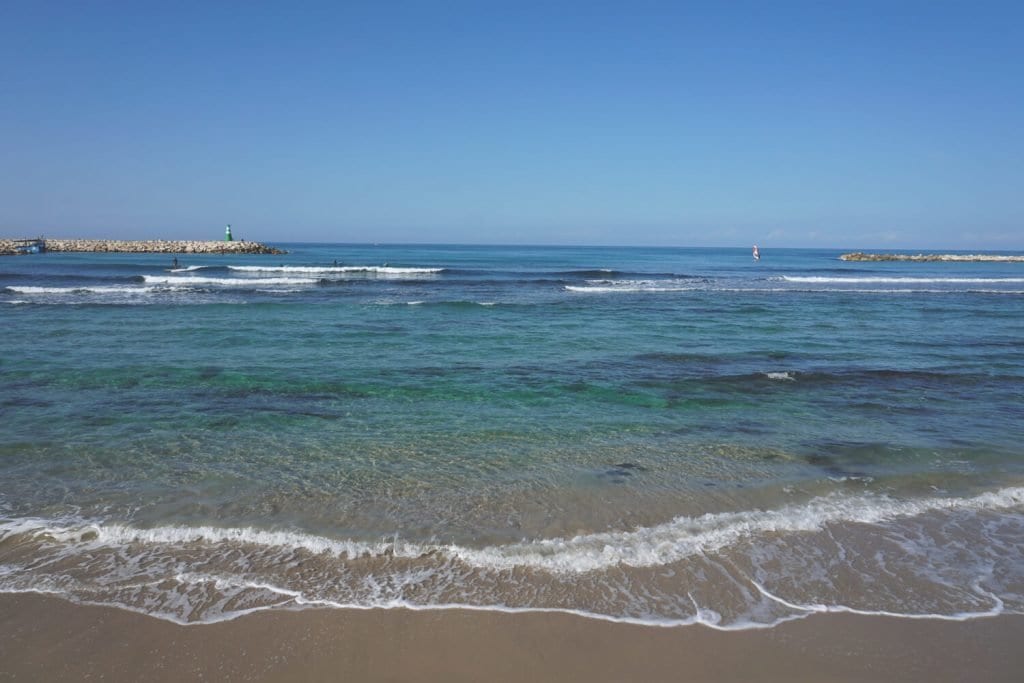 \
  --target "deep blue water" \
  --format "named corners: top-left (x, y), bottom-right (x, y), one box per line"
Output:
top-left (1, 244), bottom-right (1023, 626)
